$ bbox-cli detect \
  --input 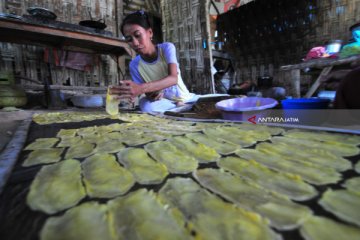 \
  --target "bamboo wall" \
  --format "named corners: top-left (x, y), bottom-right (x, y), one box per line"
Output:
top-left (217, 0), bottom-right (360, 95)
top-left (1, 0), bottom-right (210, 94)
top-left (0, 0), bottom-right (126, 87)
top-left (161, 0), bottom-right (214, 94)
